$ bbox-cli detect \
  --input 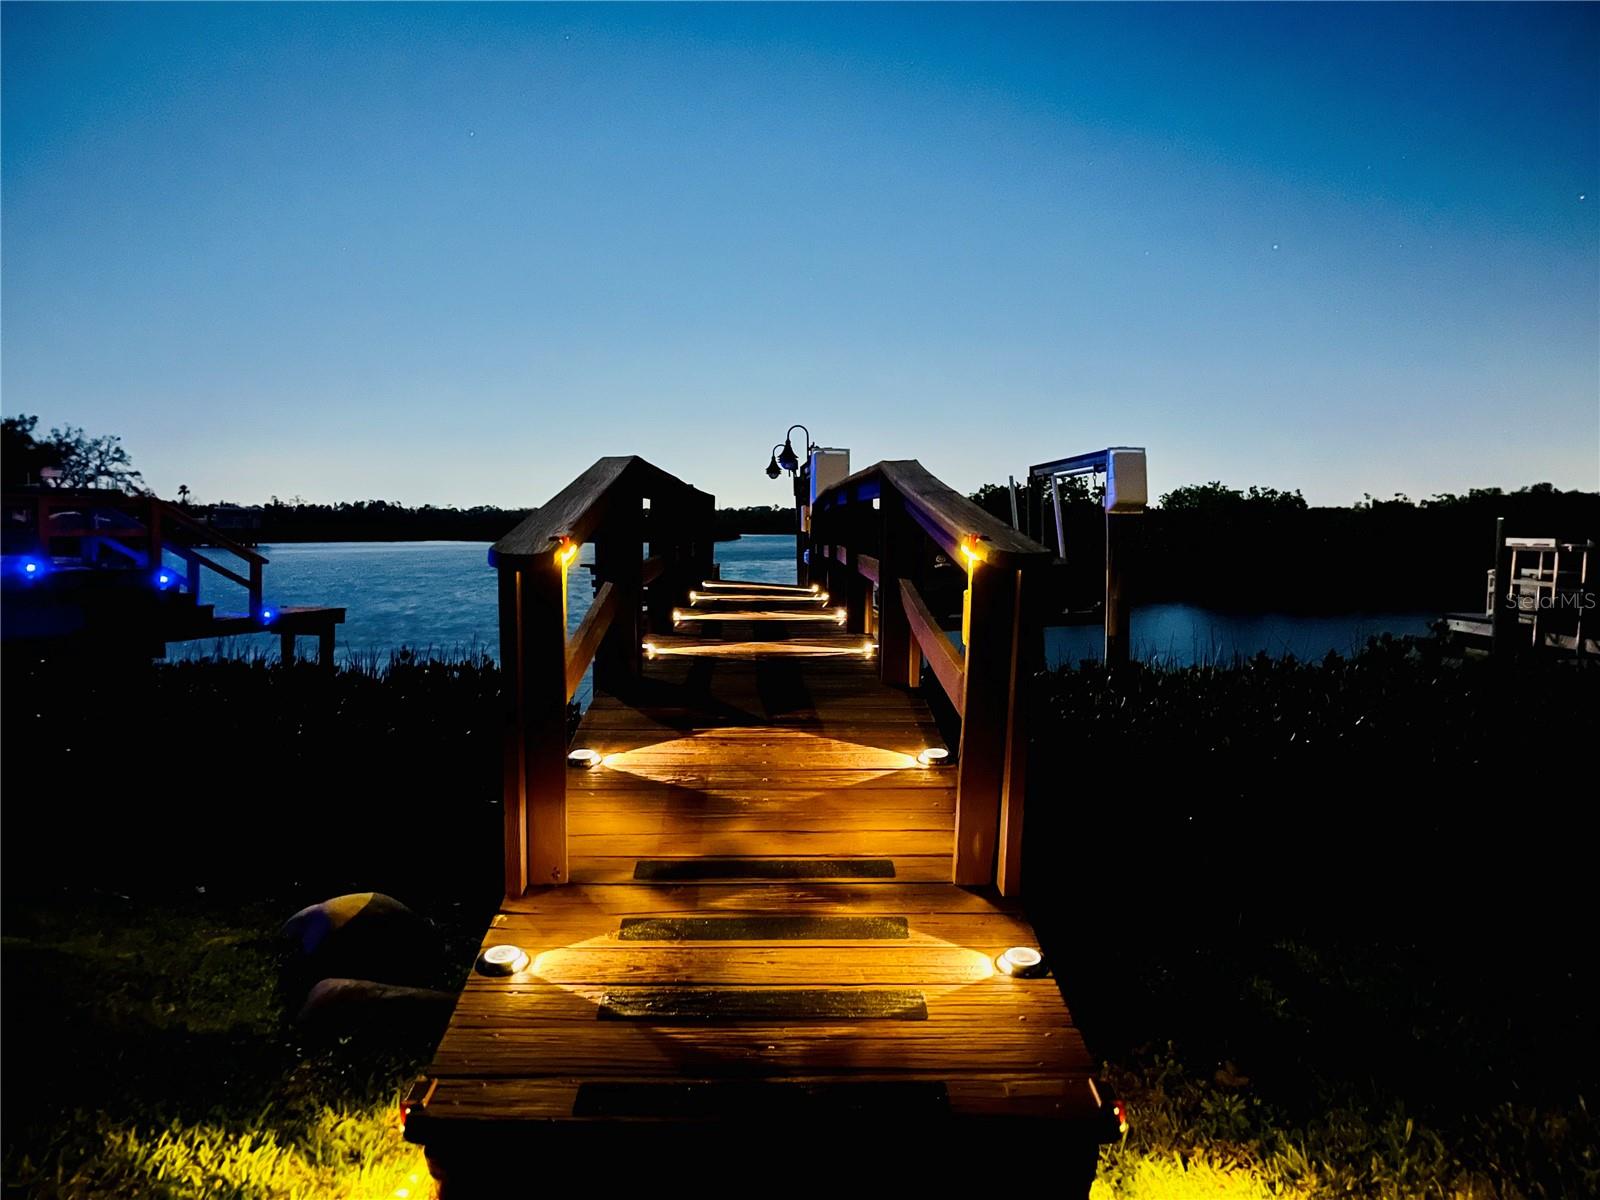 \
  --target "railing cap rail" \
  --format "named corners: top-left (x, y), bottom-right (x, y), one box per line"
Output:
top-left (489, 455), bottom-right (711, 567)
top-left (814, 459), bottom-right (1053, 567)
